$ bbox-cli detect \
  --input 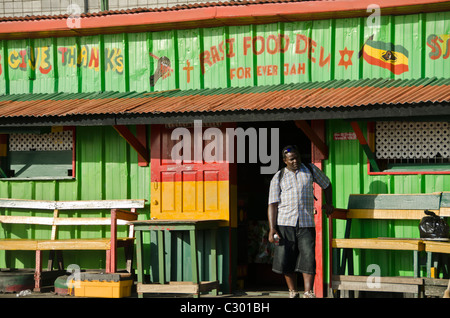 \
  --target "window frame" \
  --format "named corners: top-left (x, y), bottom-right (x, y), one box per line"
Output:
top-left (0, 126), bottom-right (76, 180)
top-left (366, 122), bottom-right (450, 176)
